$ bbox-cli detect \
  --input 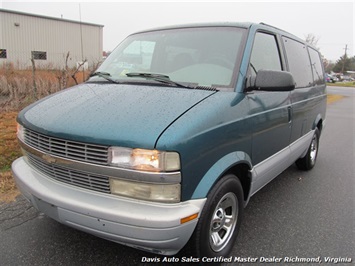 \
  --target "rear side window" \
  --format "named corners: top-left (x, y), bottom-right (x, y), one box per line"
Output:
top-left (282, 37), bottom-right (313, 88)
top-left (249, 32), bottom-right (282, 75)
top-left (308, 47), bottom-right (325, 85)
